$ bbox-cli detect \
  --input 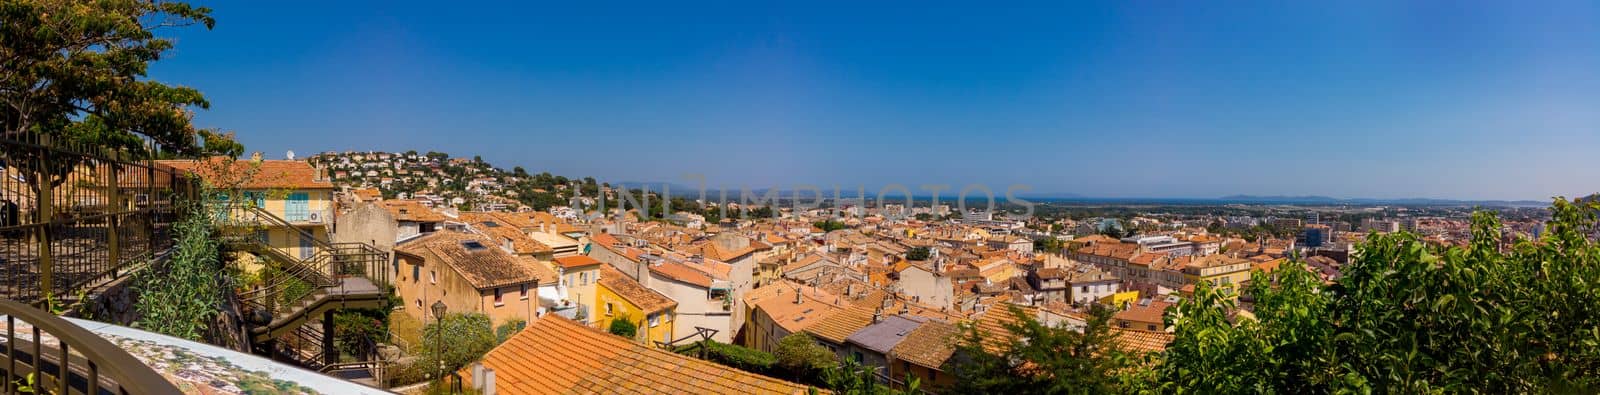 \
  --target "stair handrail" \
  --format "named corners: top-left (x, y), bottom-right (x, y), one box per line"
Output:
top-left (0, 298), bottom-right (183, 394)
